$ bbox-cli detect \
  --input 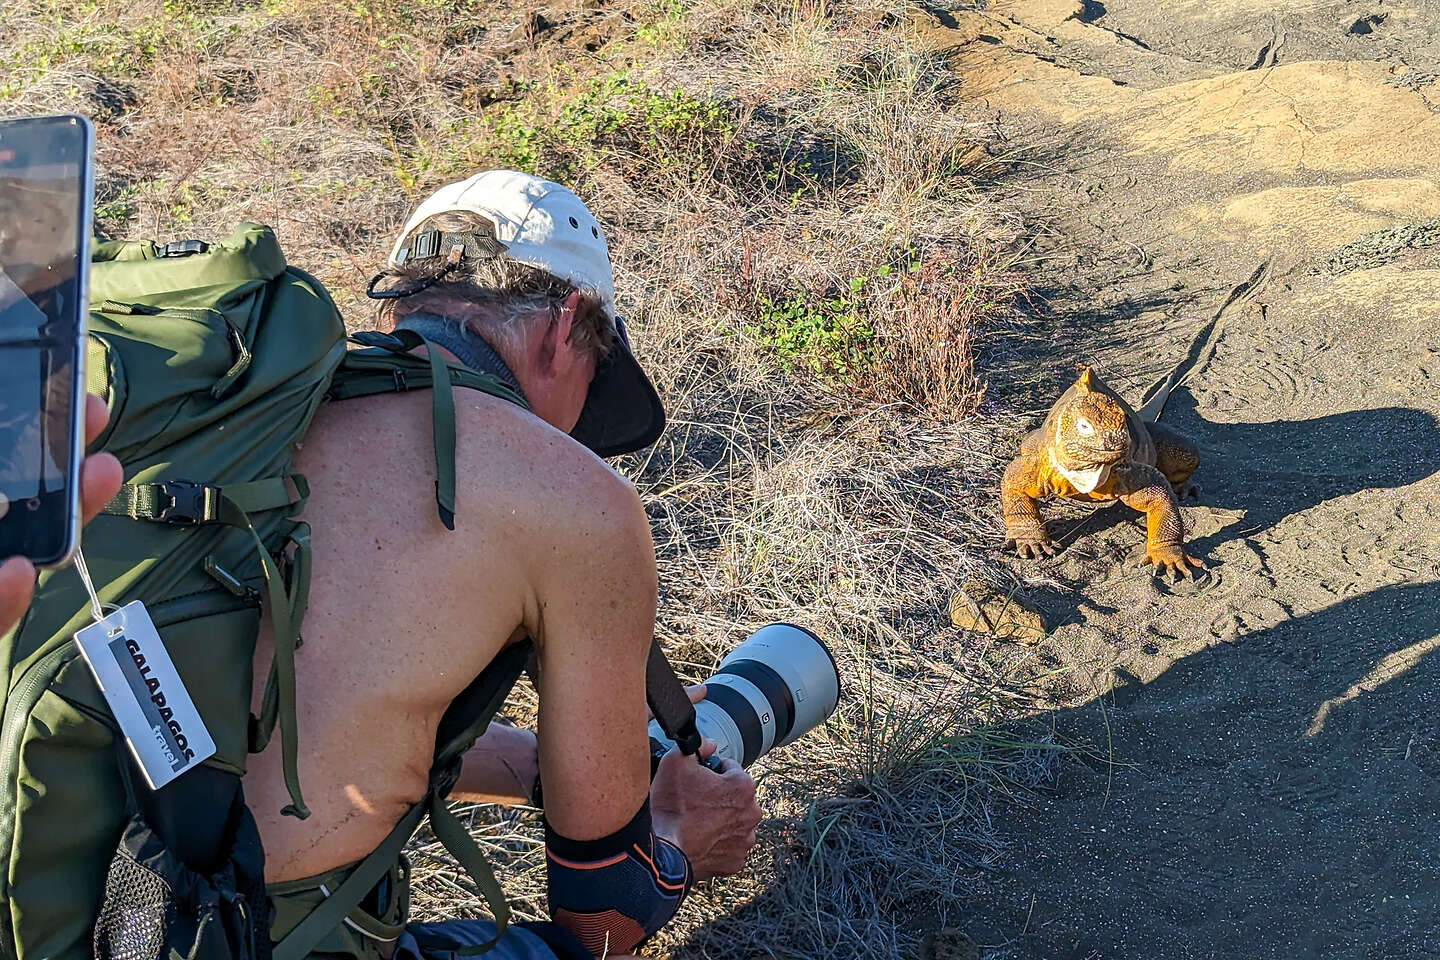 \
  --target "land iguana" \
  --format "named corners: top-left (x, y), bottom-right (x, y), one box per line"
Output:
top-left (1000, 365), bottom-right (1204, 579)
